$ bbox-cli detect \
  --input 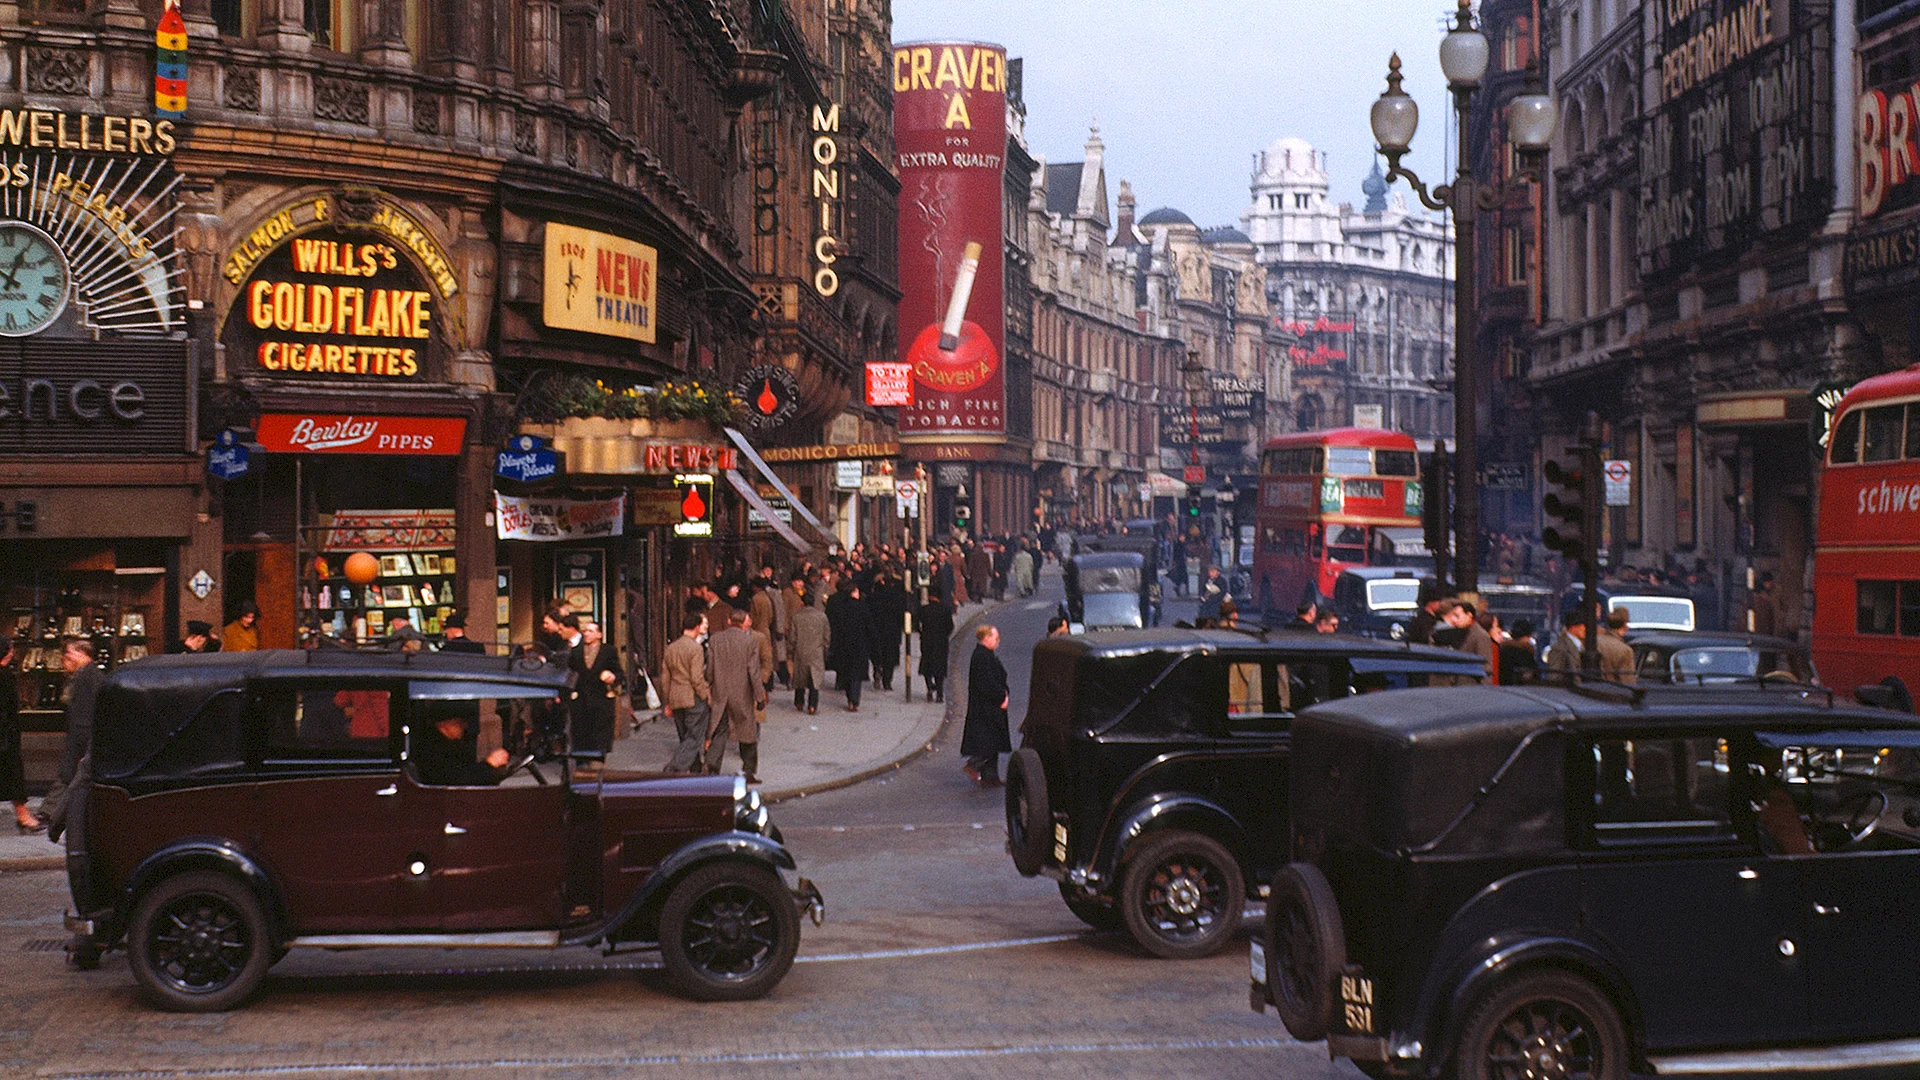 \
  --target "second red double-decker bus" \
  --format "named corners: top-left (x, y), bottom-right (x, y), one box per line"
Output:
top-left (1253, 427), bottom-right (1423, 617)
top-left (1814, 364), bottom-right (1920, 702)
